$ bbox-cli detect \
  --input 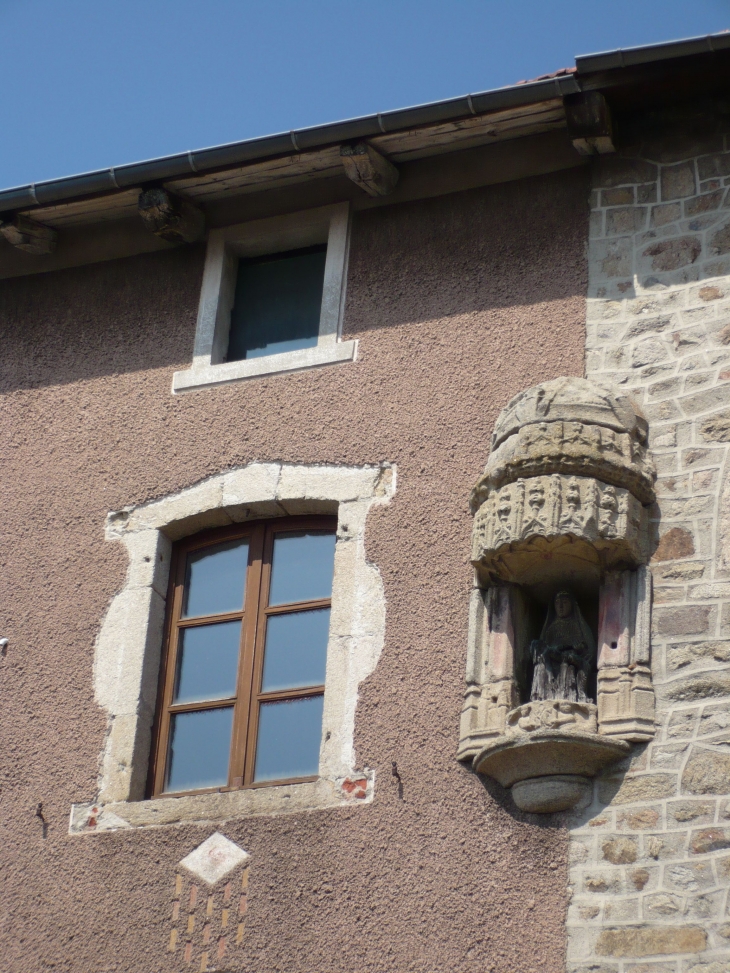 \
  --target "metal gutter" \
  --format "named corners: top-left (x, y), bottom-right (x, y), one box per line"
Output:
top-left (576, 30), bottom-right (730, 74)
top-left (0, 74), bottom-right (580, 215)
top-left (3, 28), bottom-right (730, 217)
